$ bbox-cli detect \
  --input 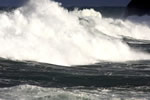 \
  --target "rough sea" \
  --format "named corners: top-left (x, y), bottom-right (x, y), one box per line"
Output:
top-left (0, 0), bottom-right (150, 100)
